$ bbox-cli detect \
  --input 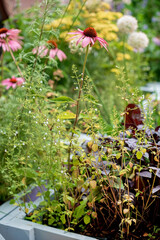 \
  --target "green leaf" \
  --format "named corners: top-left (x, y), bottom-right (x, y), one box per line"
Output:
top-left (116, 153), bottom-right (121, 159)
top-left (51, 96), bottom-right (74, 102)
top-left (10, 199), bottom-right (15, 204)
top-left (74, 199), bottom-right (87, 219)
top-left (60, 214), bottom-right (66, 224)
top-left (84, 215), bottom-right (90, 224)
top-left (57, 111), bottom-right (76, 119)
top-left (48, 218), bottom-right (54, 225)
top-left (136, 151), bottom-right (143, 159)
